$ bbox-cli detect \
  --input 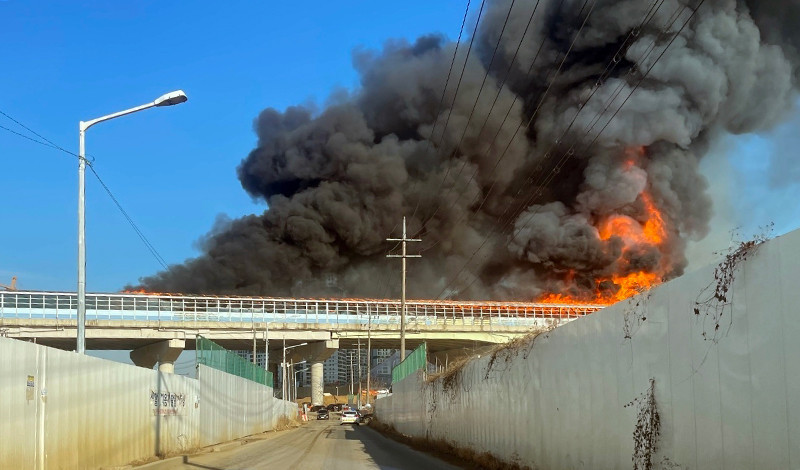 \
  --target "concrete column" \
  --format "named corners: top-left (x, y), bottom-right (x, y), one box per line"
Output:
top-left (311, 361), bottom-right (324, 406)
top-left (130, 339), bottom-right (185, 373)
top-left (282, 339), bottom-right (338, 405)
